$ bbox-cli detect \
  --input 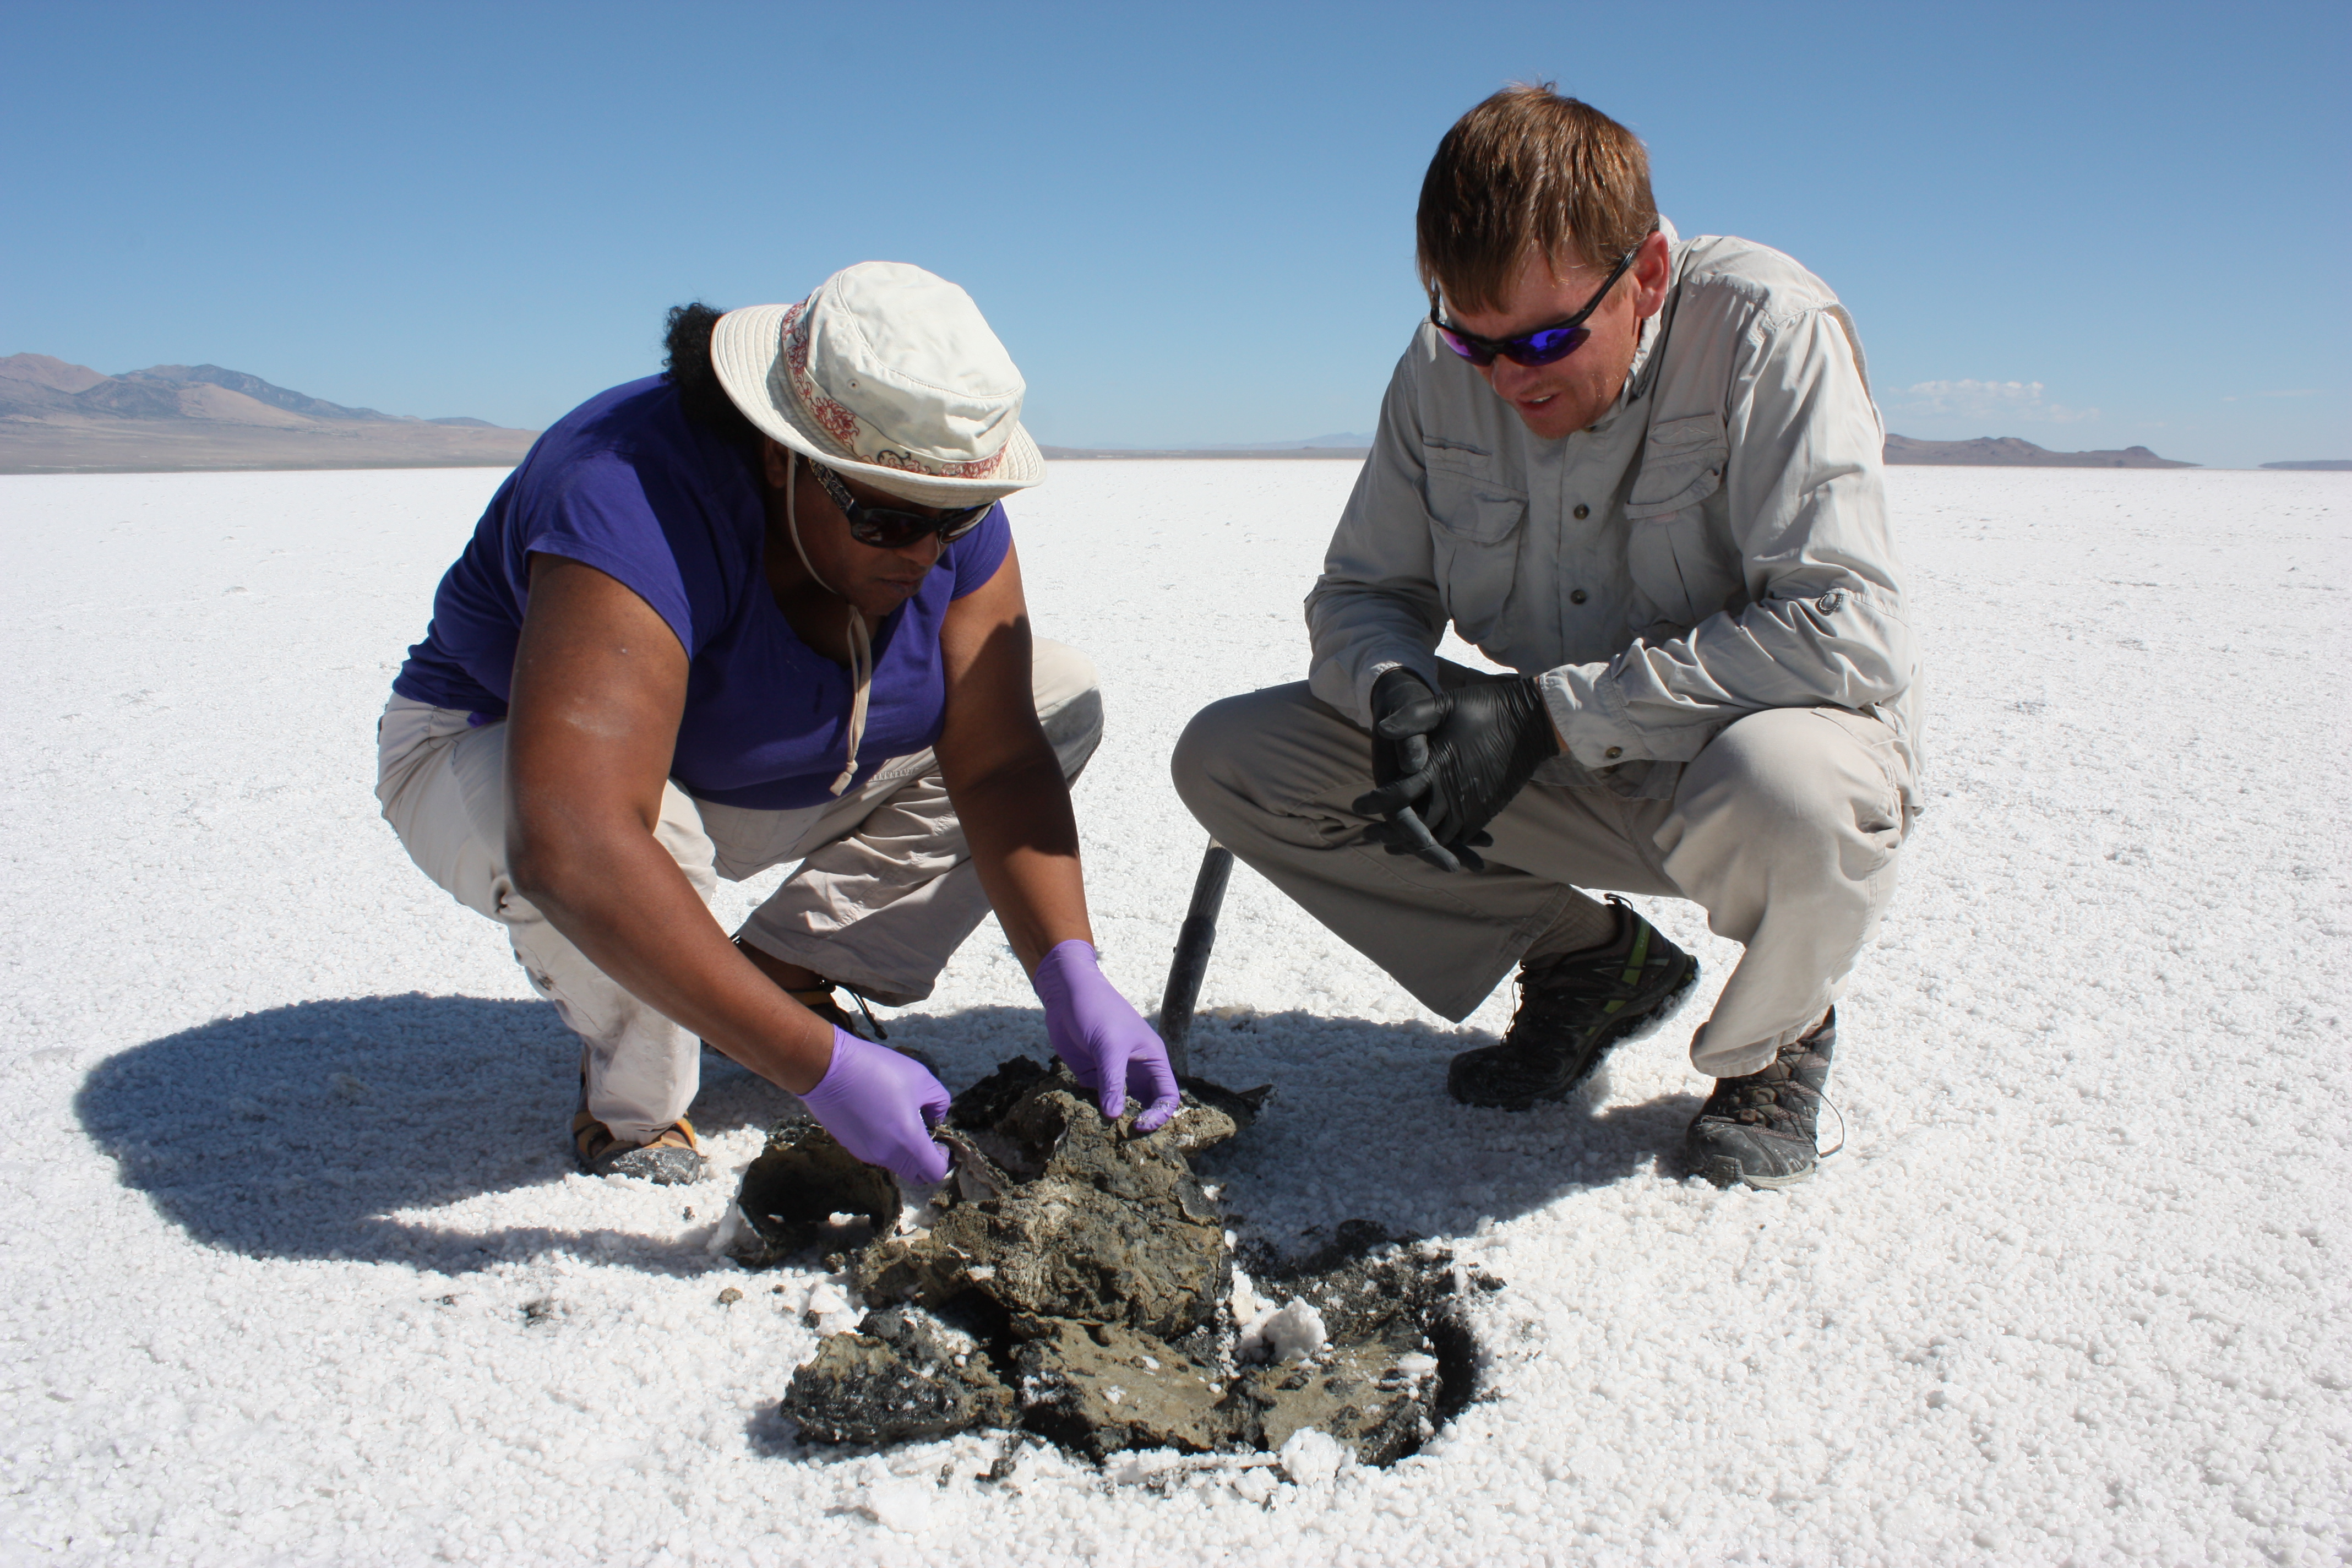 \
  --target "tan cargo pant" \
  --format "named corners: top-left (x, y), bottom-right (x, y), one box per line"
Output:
top-left (376, 639), bottom-right (1102, 1144)
top-left (1171, 676), bottom-right (1911, 1080)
